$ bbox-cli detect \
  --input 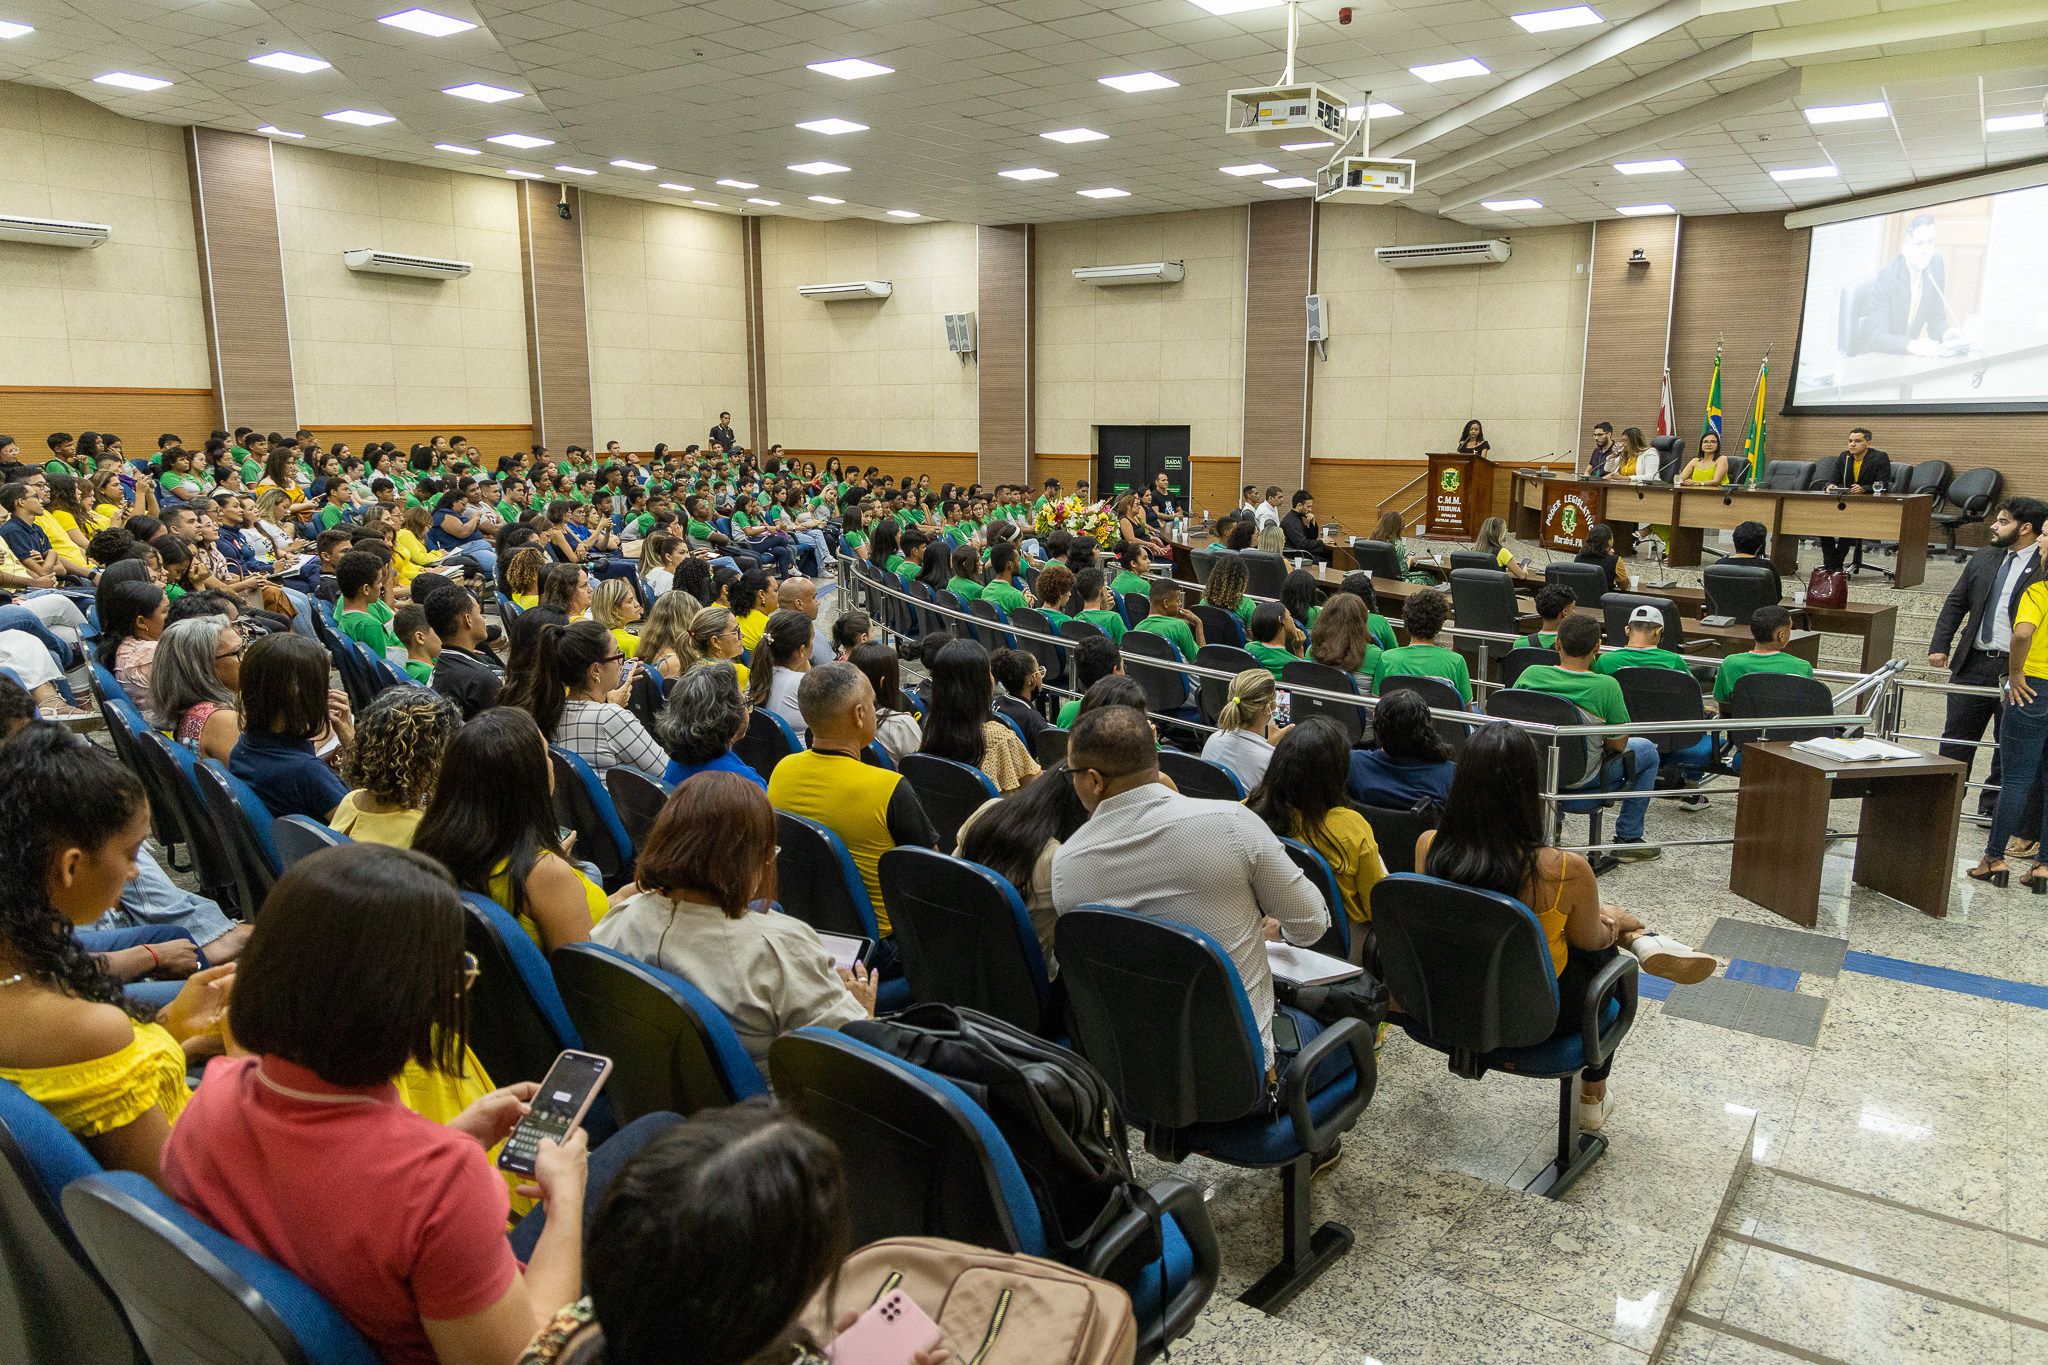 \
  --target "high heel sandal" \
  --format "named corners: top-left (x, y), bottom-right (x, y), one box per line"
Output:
top-left (1967, 865), bottom-right (2011, 888)
top-left (2022, 866), bottom-right (2048, 896)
